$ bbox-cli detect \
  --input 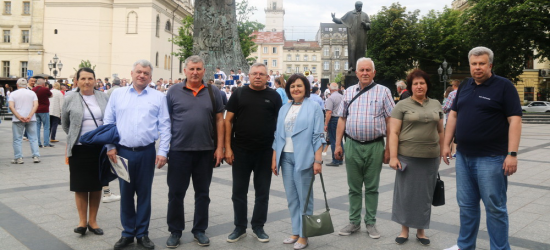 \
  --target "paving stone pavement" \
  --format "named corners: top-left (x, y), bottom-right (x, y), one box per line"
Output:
top-left (1, 121), bottom-right (549, 250)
